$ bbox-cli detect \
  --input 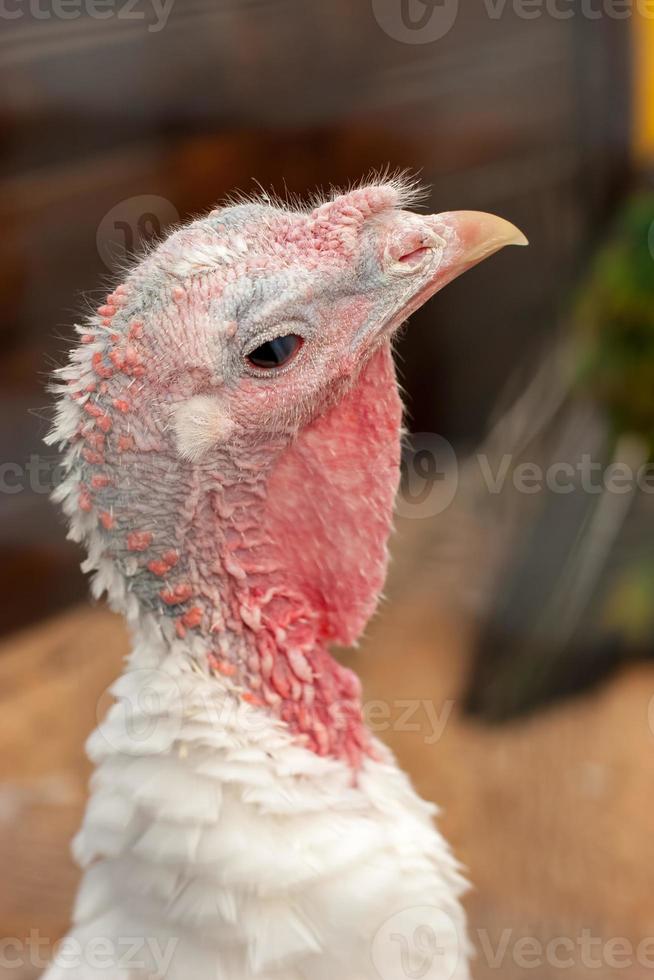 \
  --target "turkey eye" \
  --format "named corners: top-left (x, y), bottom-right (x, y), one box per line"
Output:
top-left (246, 334), bottom-right (302, 369)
